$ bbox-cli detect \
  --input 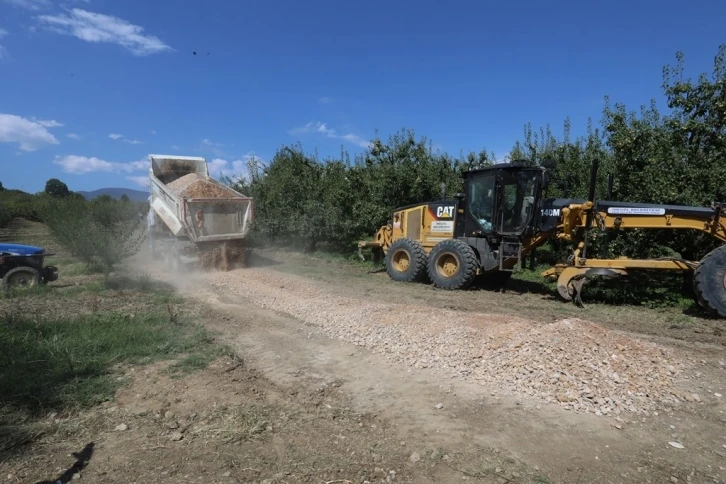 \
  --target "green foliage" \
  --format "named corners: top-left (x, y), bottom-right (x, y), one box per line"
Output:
top-left (221, 44), bottom-right (726, 311)
top-left (44, 178), bottom-right (70, 198)
top-left (230, 129), bottom-right (497, 252)
top-left (0, 189), bottom-right (44, 228)
top-left (0, 303), bottom-right (219, 414)
top-left (41, 195), bottom-right (146, 277)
